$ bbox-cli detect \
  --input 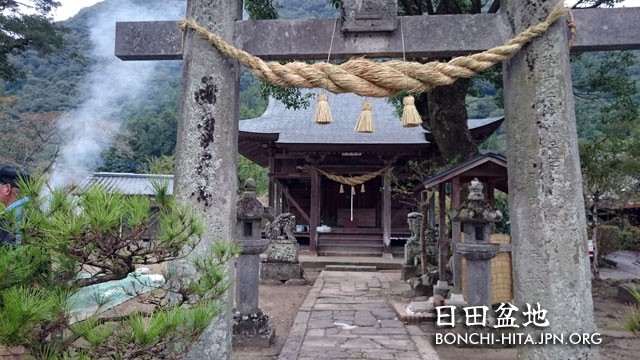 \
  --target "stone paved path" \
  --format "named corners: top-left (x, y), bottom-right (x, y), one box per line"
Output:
top-left (278, 271), bottom-right (439, 360)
